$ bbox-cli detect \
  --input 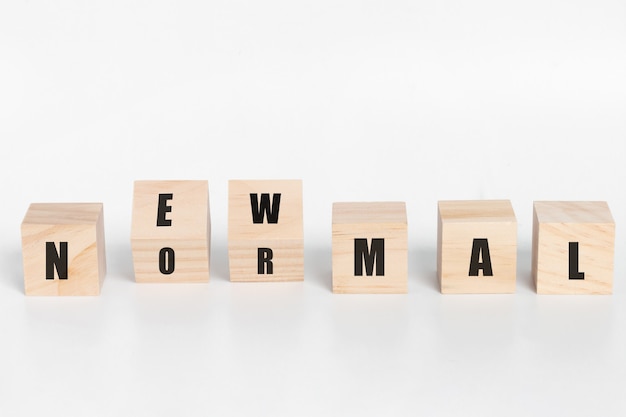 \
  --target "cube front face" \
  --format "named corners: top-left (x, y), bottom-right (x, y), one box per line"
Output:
top-left (228, 180), bottom-right (304, 282)
top-left (332, 202), bottom-right (408, 294)
top-left (438, 200), bottom-right (517, 294)
top-left (131, 180), bottom-right (210, 283)
top-left (533, 201), bottom-right (615, 295)
top-left (21, 203), bottom-right (106, 296)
